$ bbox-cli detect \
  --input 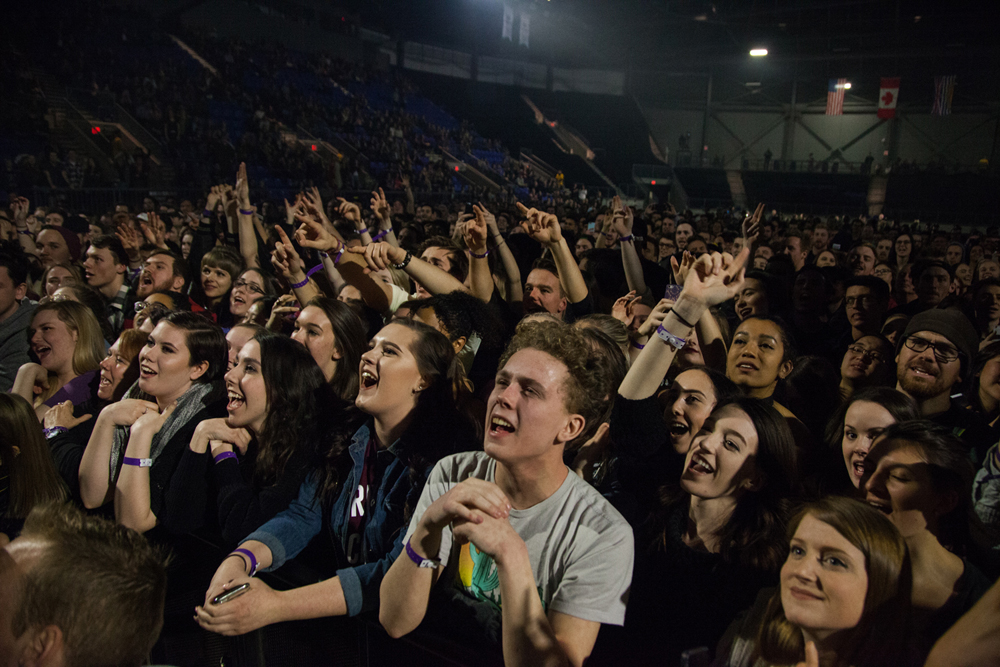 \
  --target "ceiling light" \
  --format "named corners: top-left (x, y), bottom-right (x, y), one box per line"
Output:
top-left (749, 48), bottom-right (768, 57)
